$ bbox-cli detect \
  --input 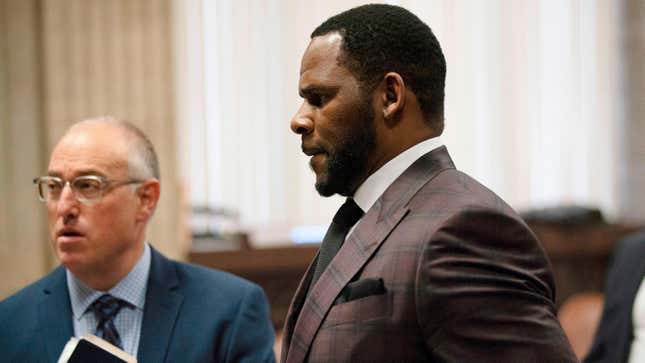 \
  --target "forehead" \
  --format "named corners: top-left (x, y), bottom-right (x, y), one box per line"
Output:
top-left (299, 33), bottom-right (356, 87)
top-left (48, 125), bottom-right (129, 177)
